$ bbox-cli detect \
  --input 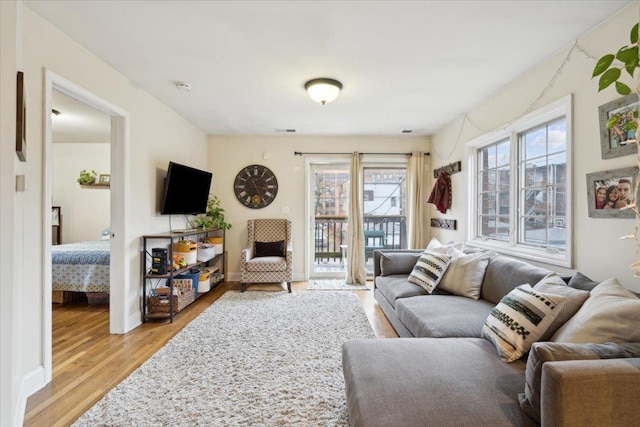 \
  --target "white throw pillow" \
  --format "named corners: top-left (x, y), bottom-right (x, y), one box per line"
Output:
top-left (433, 247), bottom-right (491, 299)
top-left (532, 273), bottom-right (590, 341)
top-left (551, 277), bottom-right (640, 343)
top-left (407, 250), bottom-right (451, 293)
top-left (426, 237), bottom-right (463, 252)
top-left (482, 284), bottom-right (566, 363)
